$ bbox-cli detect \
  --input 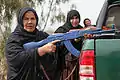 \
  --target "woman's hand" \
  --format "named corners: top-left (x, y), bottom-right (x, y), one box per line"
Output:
top-left (84, 26), bottom-right (96, 39)
top-left (84, 33), bottom-right (93, 39)
top-left (38, 40), bottom-right (60, 56)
